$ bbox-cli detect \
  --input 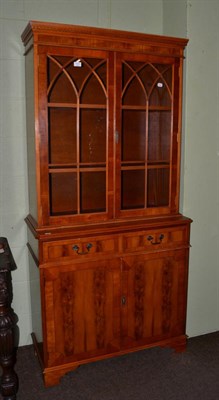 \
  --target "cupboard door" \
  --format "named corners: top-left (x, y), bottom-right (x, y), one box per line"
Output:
top-left (115, 53), bottom-right (181, 218)
top-left (38, 47), bottom-right (114, 226)
top-left (42, 258), bottom-right (121, 367)
top-left (120, 249), bottom-right (189, 349)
